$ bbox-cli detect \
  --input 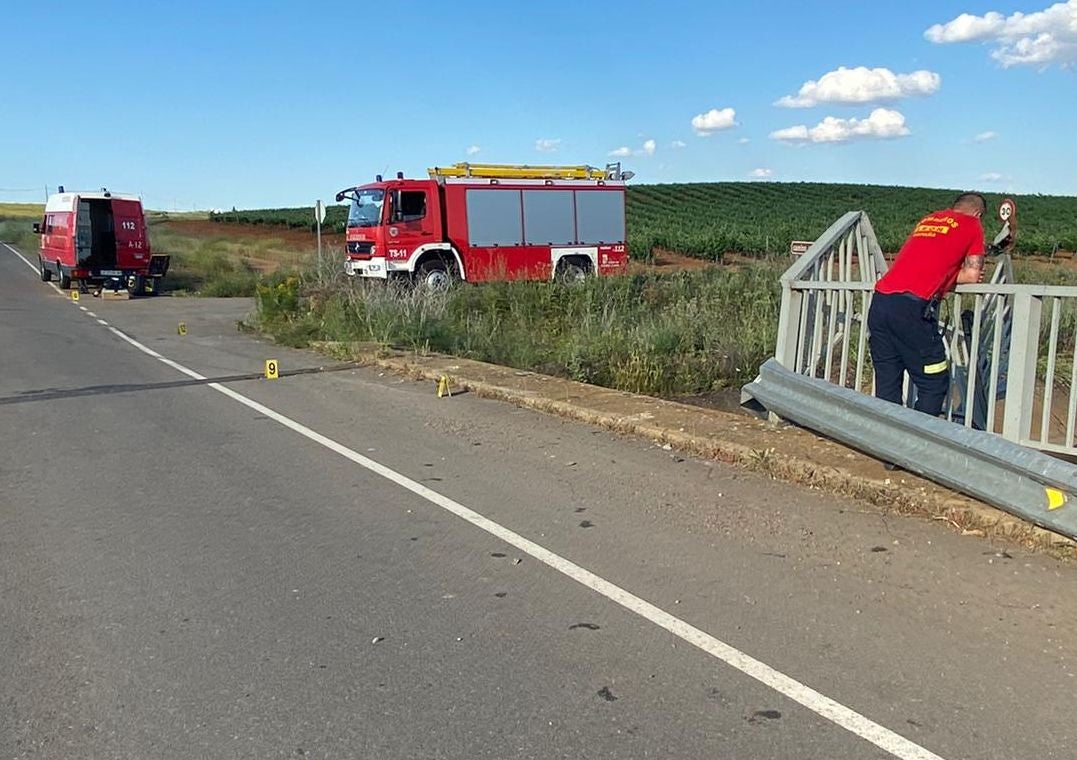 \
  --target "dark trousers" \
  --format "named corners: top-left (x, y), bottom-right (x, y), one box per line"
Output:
top-left (867, 292), bottom-right (950, 417)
